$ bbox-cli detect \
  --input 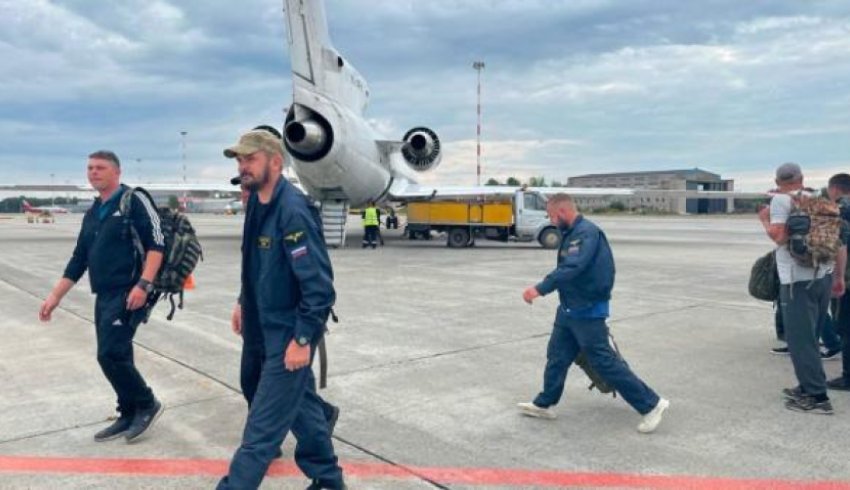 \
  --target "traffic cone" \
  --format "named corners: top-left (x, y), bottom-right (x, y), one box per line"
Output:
top-left (183, 273), bottom-right (196, 290)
